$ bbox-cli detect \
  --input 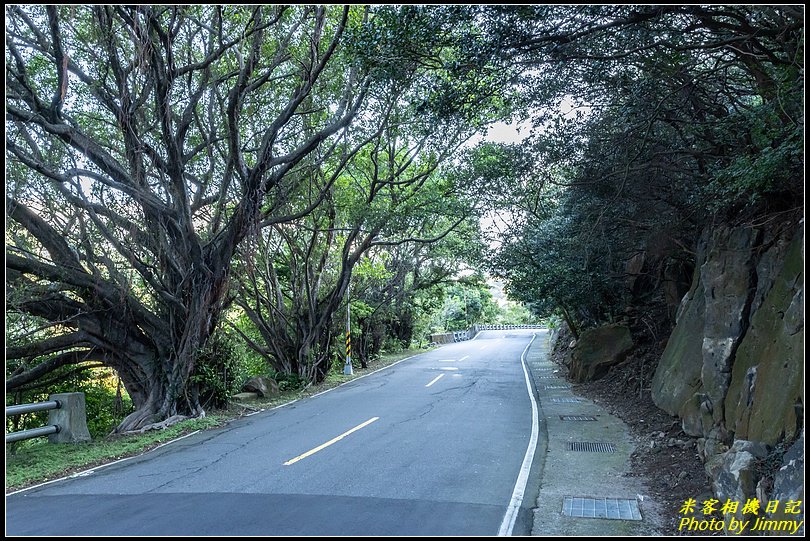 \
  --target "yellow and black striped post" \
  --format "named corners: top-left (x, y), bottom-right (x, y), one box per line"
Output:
top-left (344, 286), bottom-right (354, 375)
